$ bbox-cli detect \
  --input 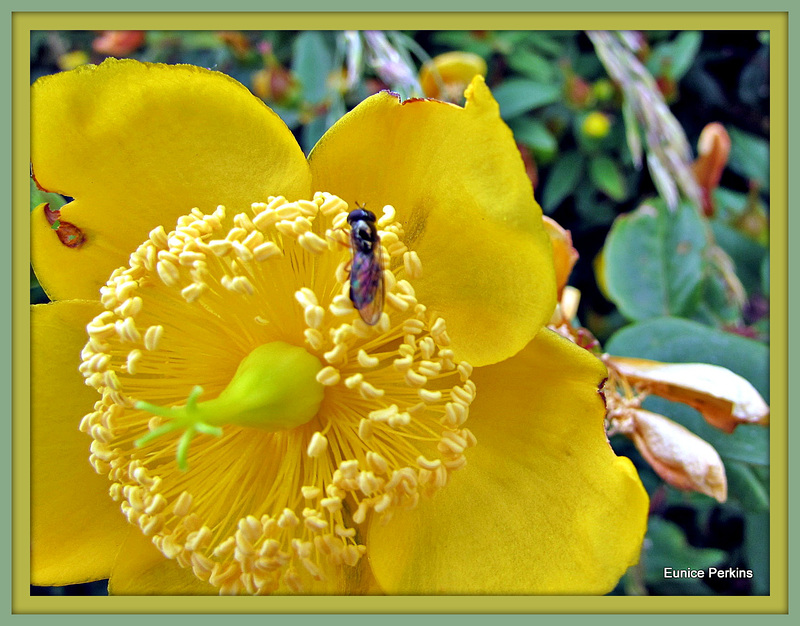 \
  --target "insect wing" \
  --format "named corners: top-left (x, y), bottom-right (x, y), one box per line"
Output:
top-left (349, 238), bottom-right (384, 326)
